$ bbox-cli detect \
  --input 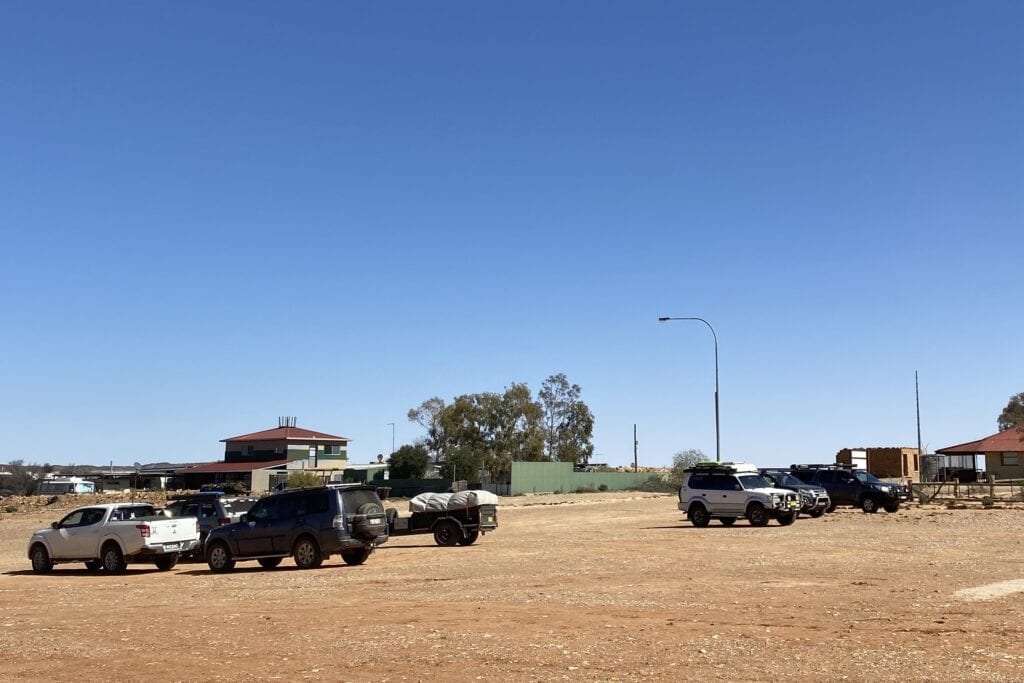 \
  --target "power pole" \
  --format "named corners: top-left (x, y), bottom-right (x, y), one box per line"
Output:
top-left (633, 424), bottom-right (638, 472)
